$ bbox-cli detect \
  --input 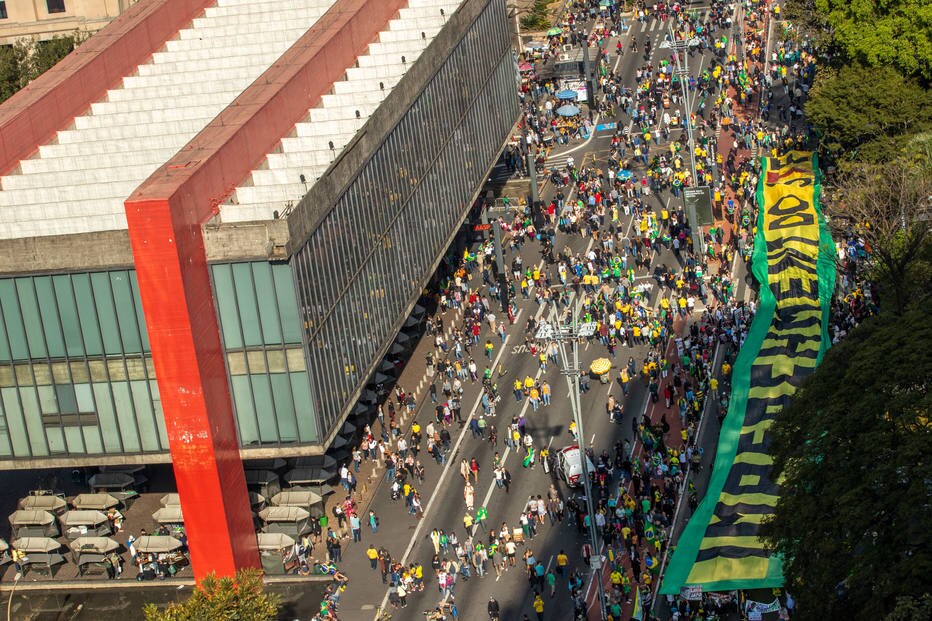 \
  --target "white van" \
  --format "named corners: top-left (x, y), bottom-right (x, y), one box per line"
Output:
top-left (557, 445), bottom-right (596, 487)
